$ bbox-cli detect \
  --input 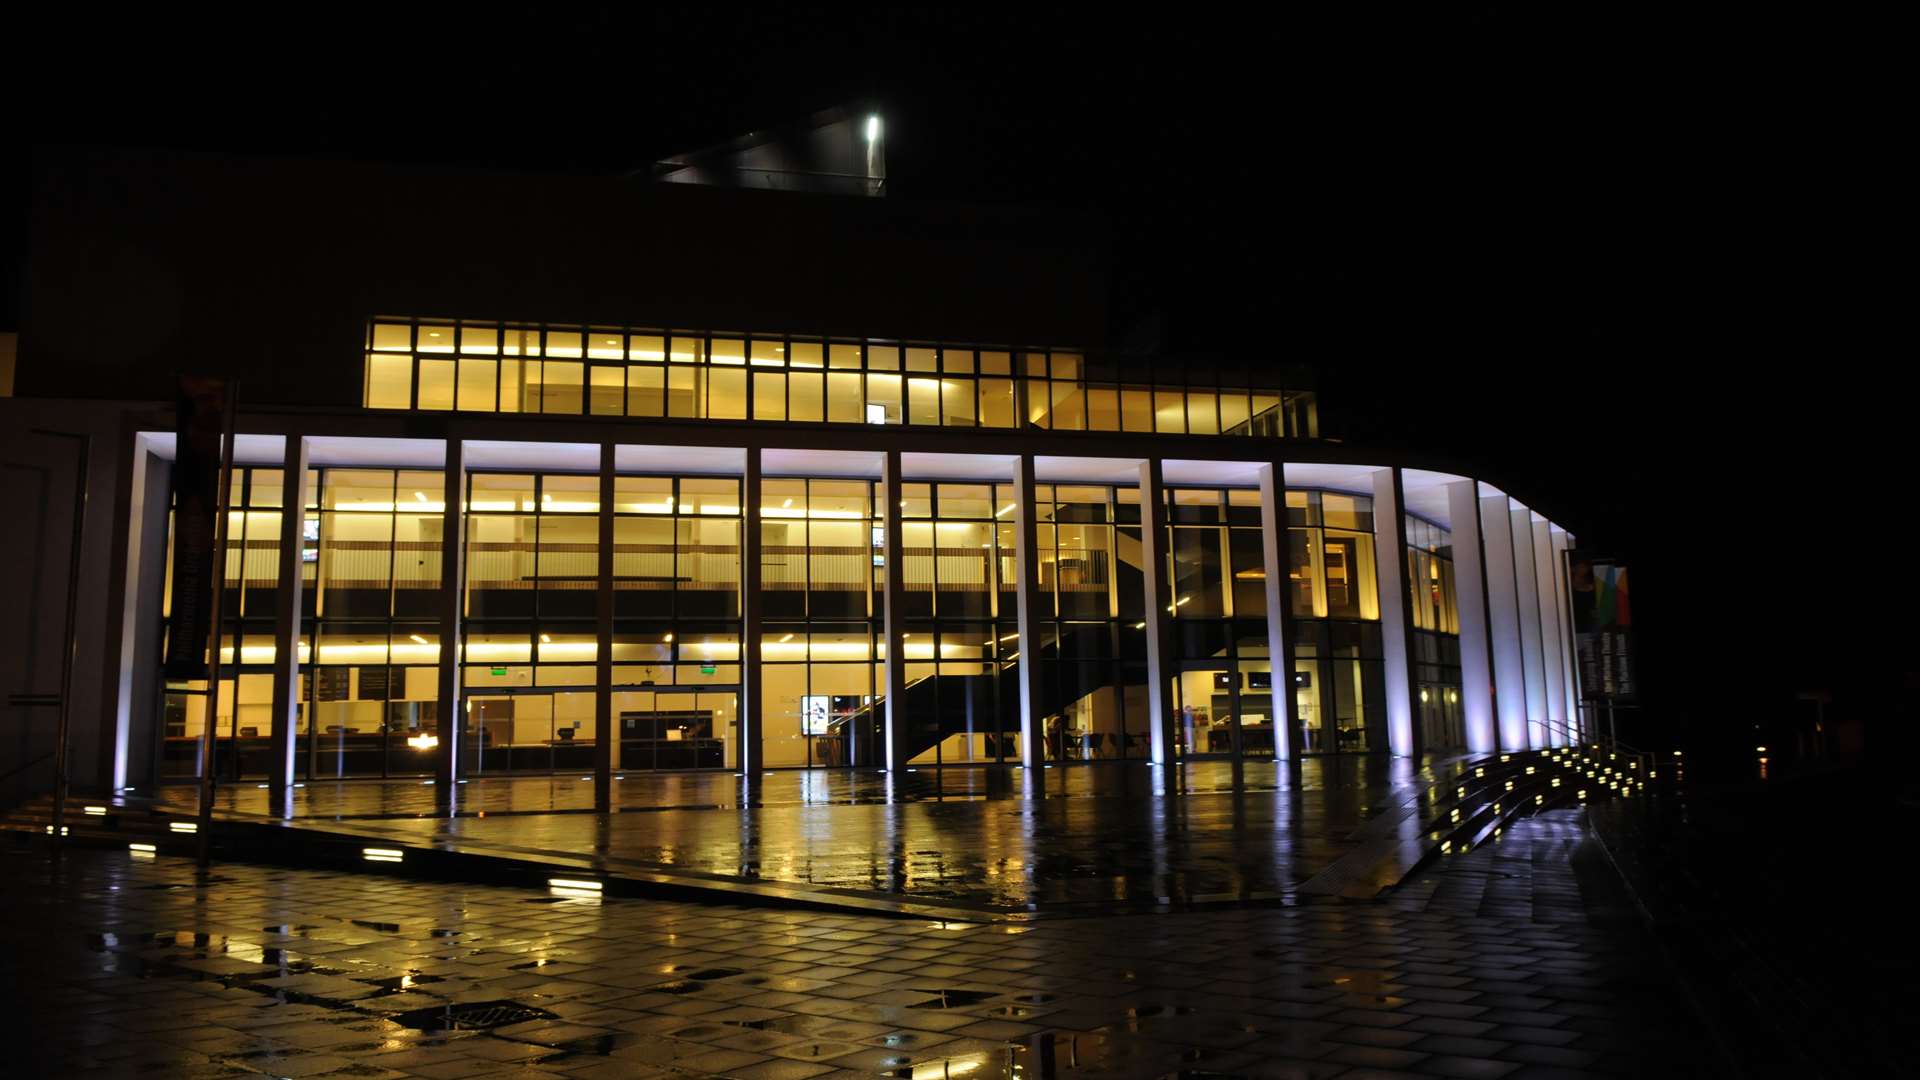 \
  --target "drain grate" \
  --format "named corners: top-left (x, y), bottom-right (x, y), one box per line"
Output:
top-left (910, 988), bottom-right (1000, 1008)
top-left (391, 999), bottom-right (557, 1031)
